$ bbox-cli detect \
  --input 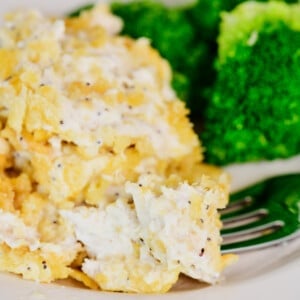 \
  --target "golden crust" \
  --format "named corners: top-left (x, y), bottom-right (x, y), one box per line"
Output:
top-left (0, 244), bottom-right (70, 282)
top-left (0, 5), bottom-right (234, 293)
